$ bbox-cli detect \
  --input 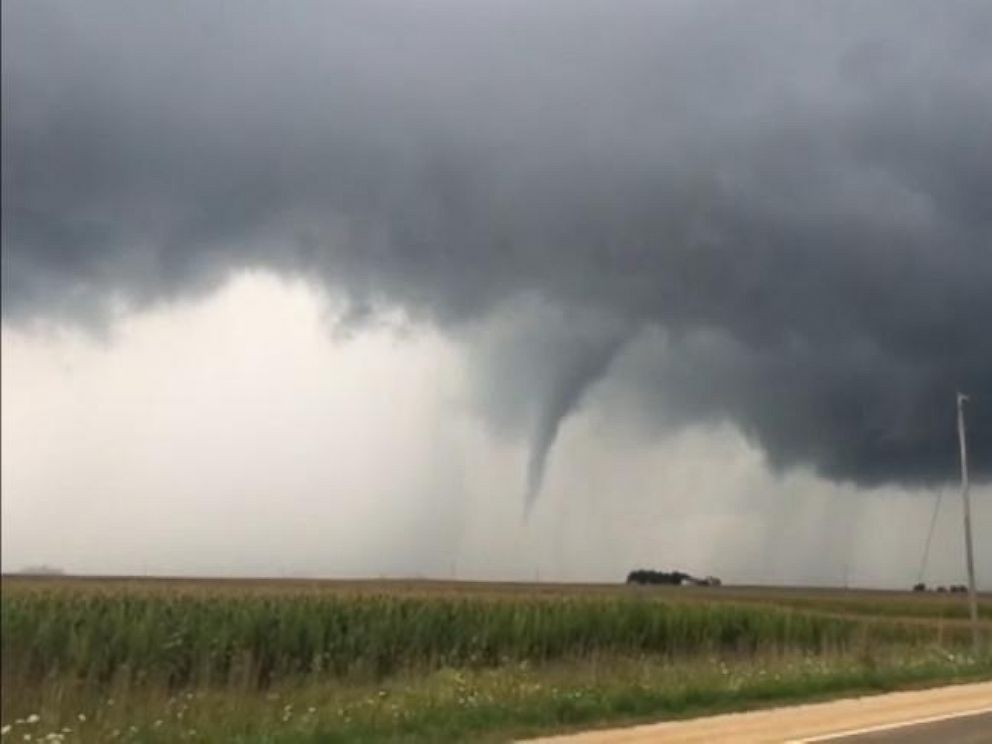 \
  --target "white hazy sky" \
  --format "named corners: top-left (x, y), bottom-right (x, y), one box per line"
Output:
top-left (2, 270), bottom-right (988, 589)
